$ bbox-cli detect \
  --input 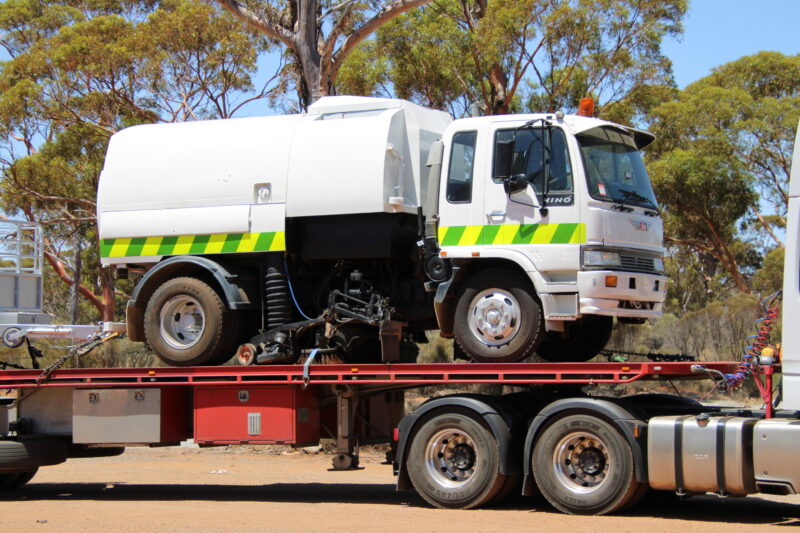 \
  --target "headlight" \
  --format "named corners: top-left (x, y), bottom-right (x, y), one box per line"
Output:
top-left (584, 250), bottom-right (621, 267)
top-left (653, 257), bottom-right (664, 273)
